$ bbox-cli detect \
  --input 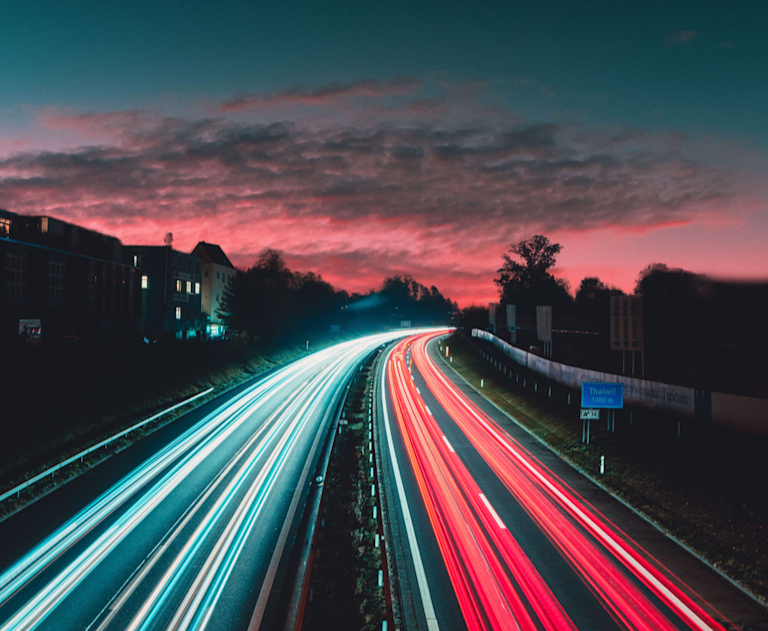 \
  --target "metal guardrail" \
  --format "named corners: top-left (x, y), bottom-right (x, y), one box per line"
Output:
top-left (279, 370), bottom-right (353, 631)
top-left (0, 387), bottom-right (214, 504)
